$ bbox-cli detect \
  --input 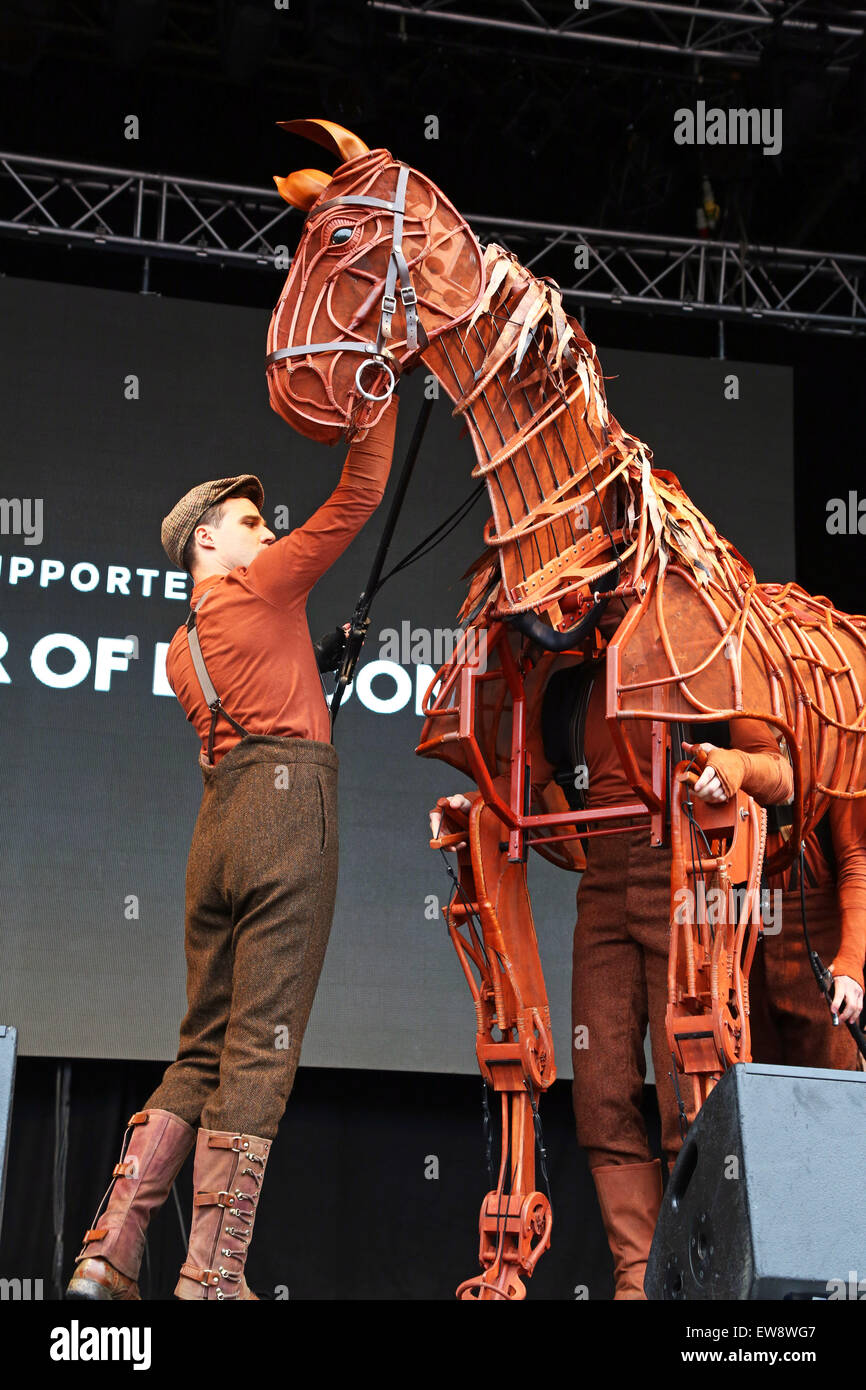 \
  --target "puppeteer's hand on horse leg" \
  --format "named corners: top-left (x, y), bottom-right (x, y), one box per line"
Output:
top-left (428, 792), bottom-right (473, 849)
